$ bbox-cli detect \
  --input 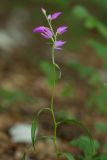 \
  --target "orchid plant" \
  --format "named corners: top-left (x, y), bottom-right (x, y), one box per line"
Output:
top-left (27, 8), bottom-right (94, 160)
top-left (32, 8), bottom-right (67, 156)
